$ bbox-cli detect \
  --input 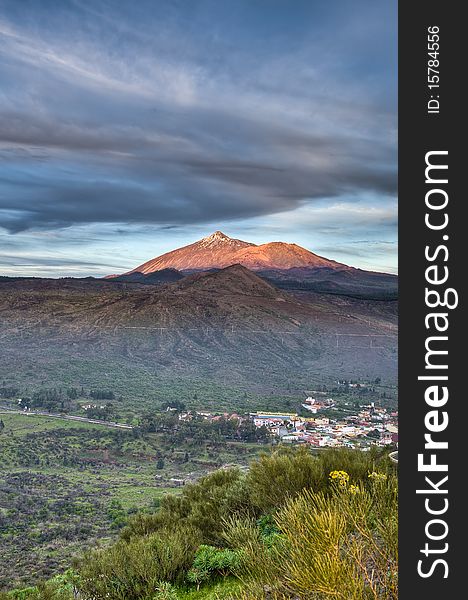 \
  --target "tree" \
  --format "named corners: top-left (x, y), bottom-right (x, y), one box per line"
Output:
top-left (89, 389), bottom-right (115, 400)
top-left (0, 386), bottom-right (19, 399)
